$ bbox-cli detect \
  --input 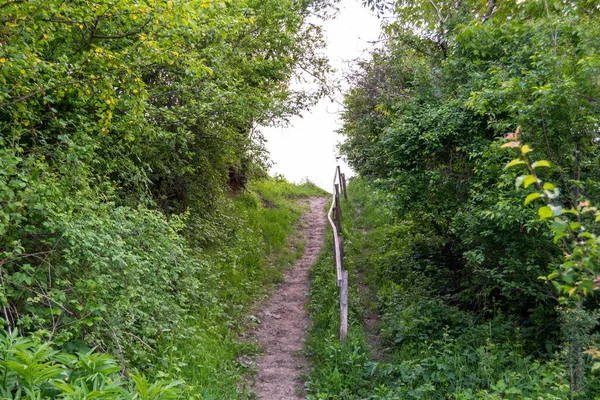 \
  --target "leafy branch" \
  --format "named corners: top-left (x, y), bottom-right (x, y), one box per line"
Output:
top-left (0, 78), bottom-right (98, 108)
top-left (503, 127), bottom-right (600, 300)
